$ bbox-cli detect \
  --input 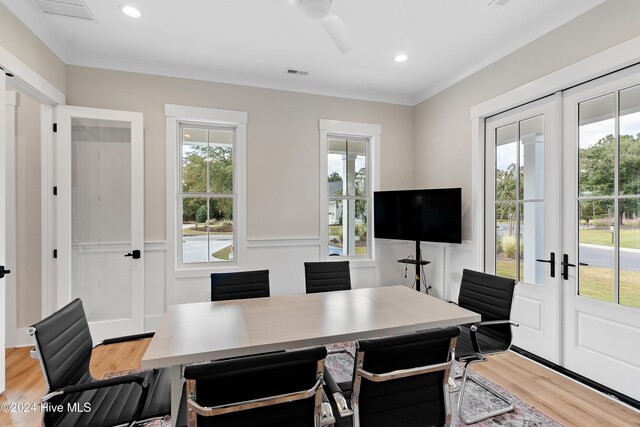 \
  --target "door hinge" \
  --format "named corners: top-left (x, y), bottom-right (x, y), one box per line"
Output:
top-left (53, 186), bottom-right (57, 196)
top-left (53, 123), bottom-right (57, 133)
top-left (53, 249), bottom-right (57, 259)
